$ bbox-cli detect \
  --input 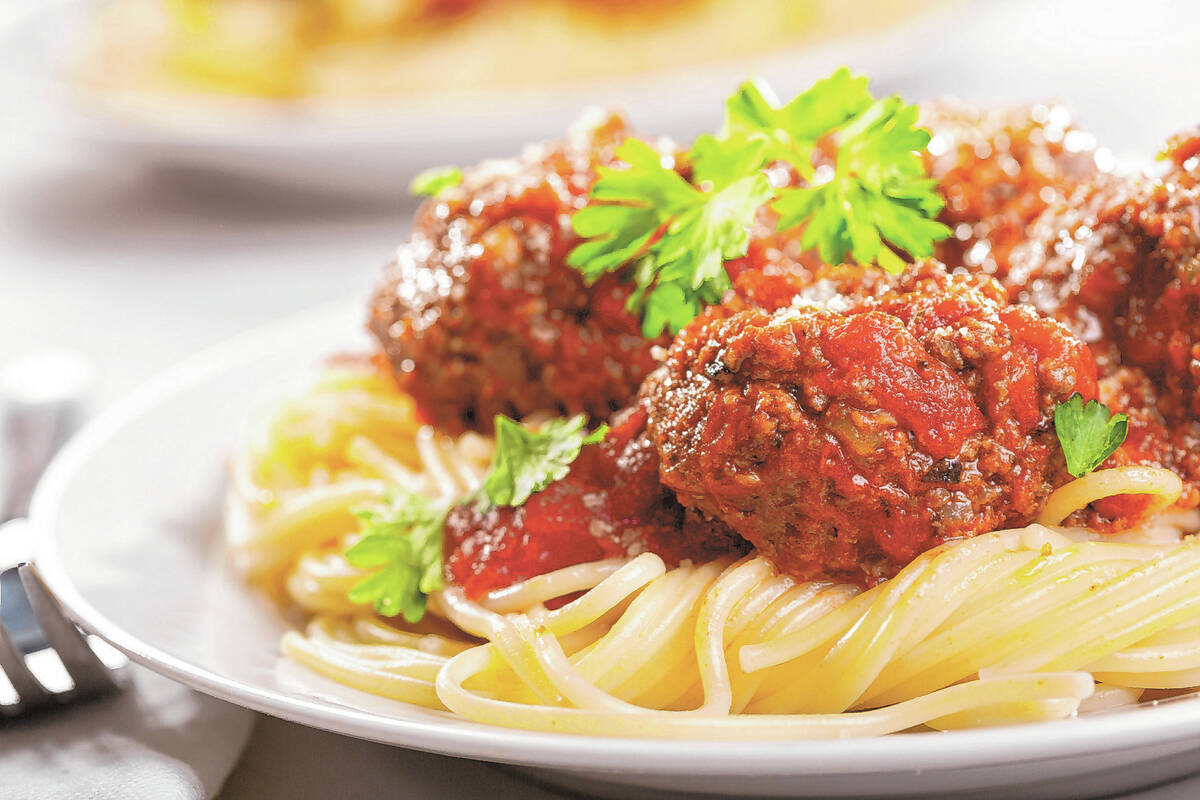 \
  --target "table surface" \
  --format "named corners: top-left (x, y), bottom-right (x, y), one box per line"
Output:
top-left (3, 1), bottom-right (1200, 796)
